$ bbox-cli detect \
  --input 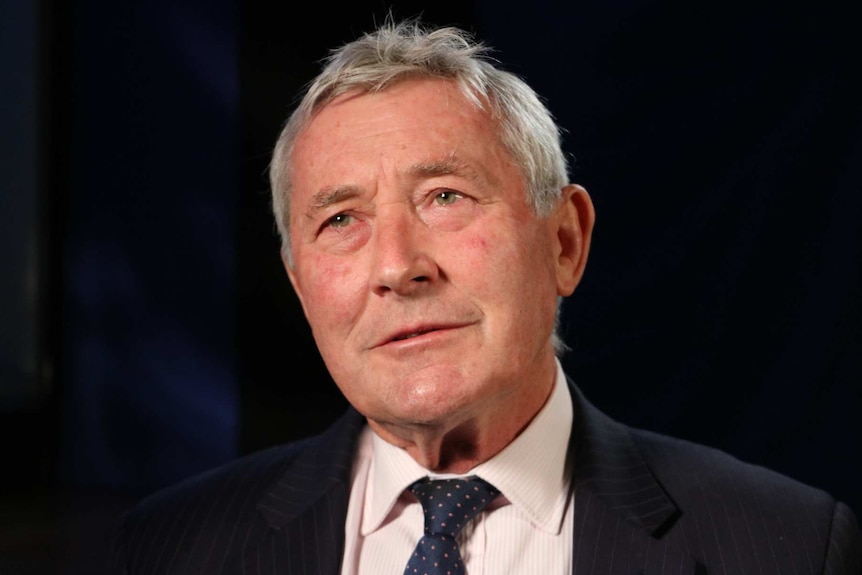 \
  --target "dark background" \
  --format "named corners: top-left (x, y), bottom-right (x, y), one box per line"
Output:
top-left (2, 1), bottom-right (859, 573)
